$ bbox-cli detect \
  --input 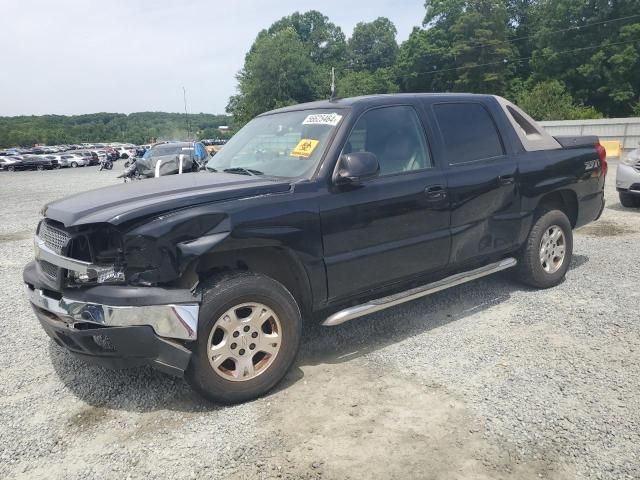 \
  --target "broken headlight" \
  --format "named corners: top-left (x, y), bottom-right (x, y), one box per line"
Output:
top-left (66, 225), bottom-right (127, 286)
